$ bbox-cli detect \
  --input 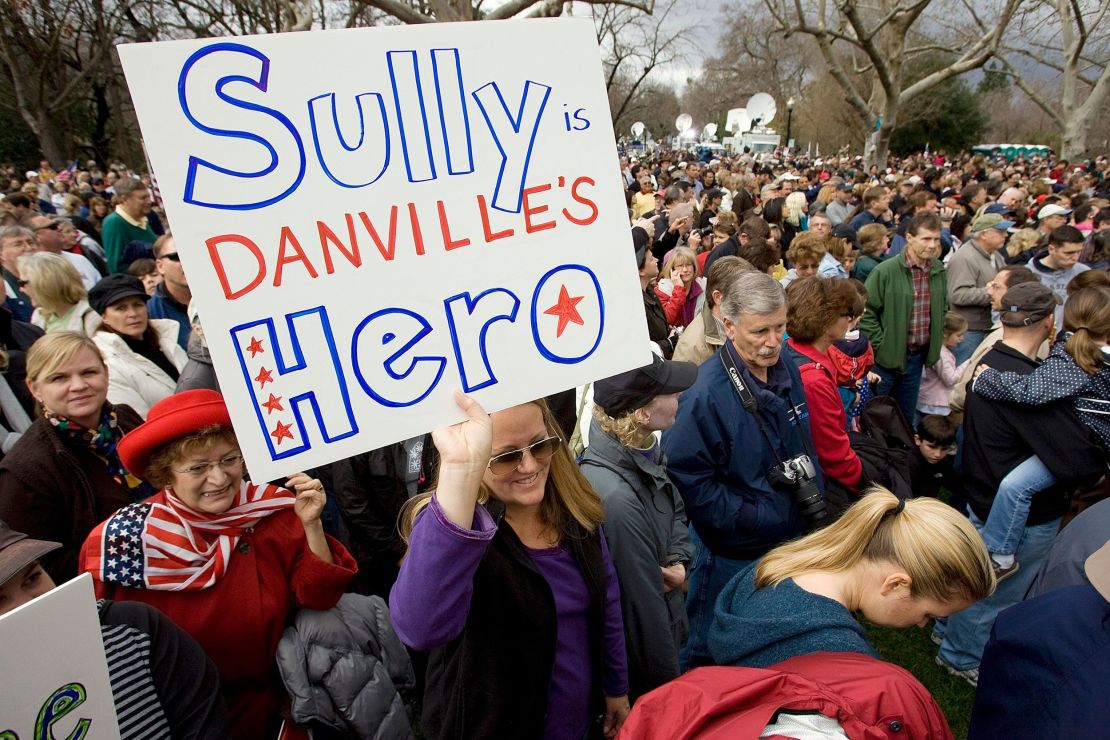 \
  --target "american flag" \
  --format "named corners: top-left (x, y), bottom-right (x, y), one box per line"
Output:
top-left (85, 480), bottom-right (294, 592)
top-left (55, 160), bottom-right (78, 183)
